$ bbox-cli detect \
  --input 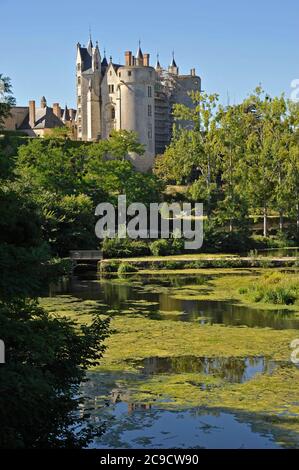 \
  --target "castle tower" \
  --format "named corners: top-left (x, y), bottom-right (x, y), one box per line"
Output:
top-left (100, 46), bottom-right (156, 171)
top-left (76, 37), bottom-right (101, 141)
